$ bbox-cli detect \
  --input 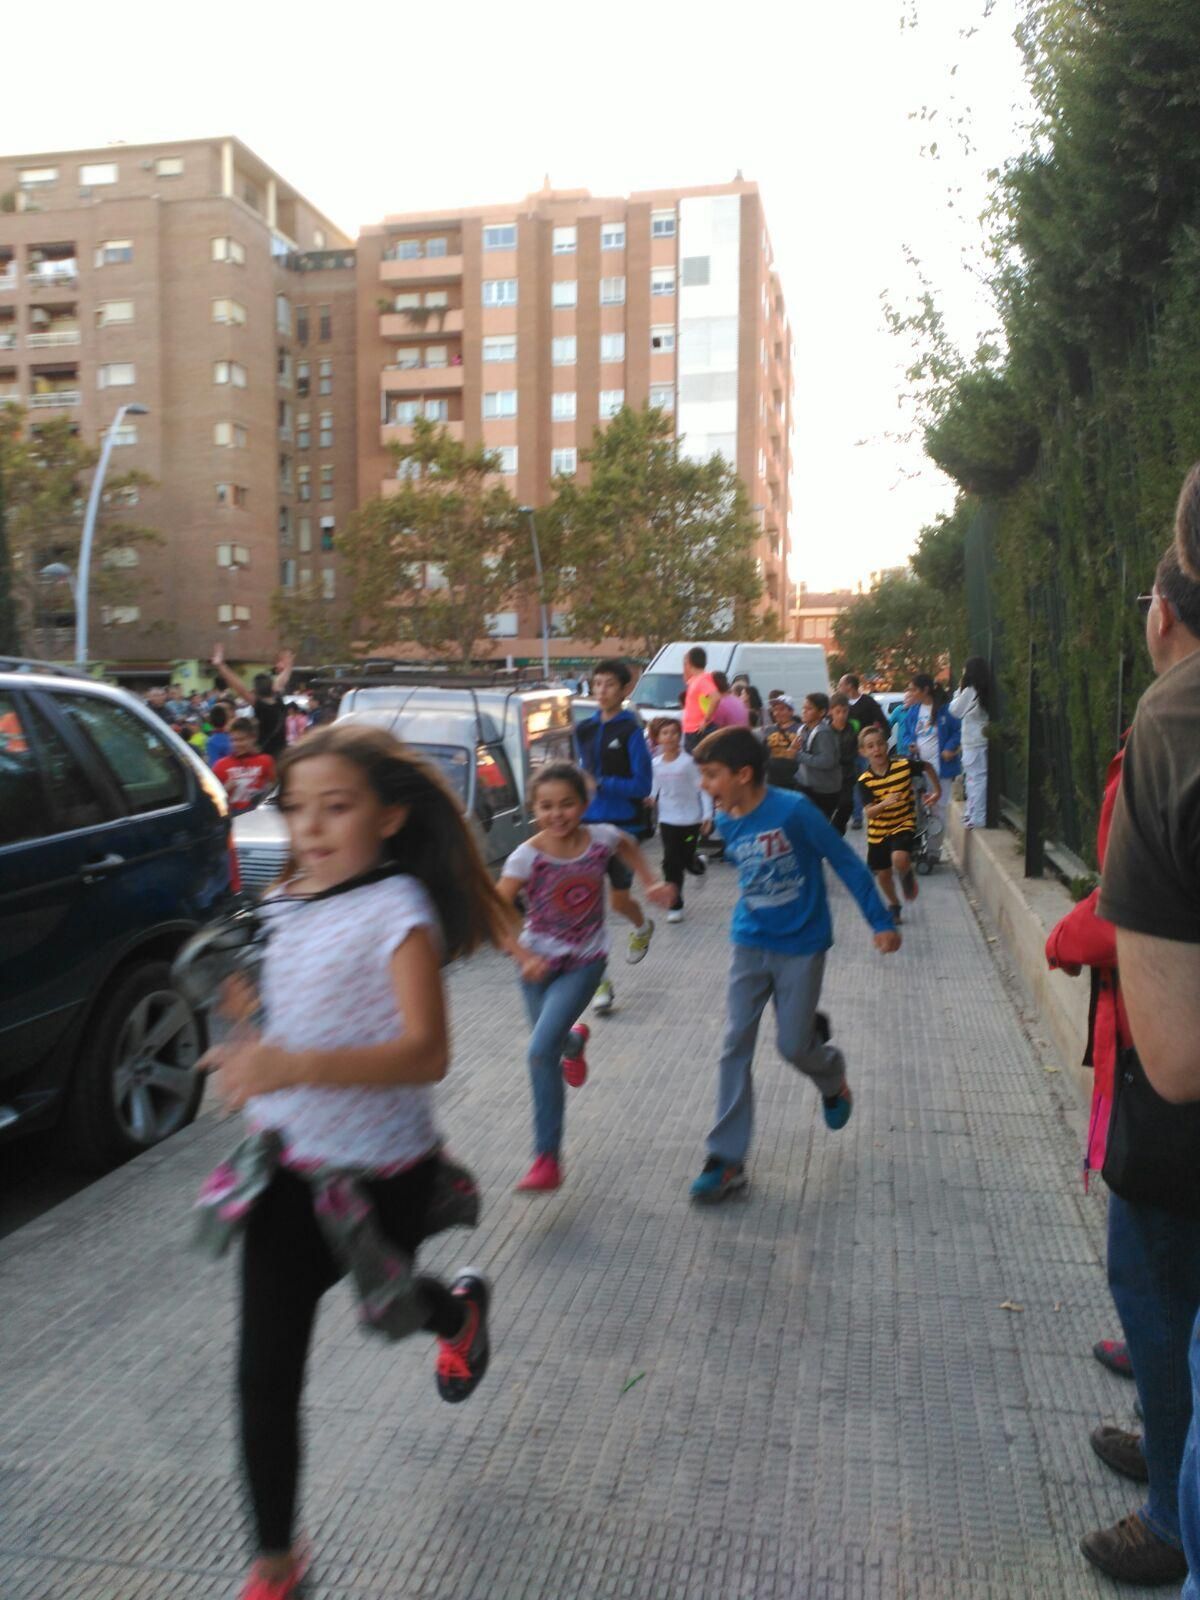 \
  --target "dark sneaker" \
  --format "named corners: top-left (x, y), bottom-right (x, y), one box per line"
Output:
top-left (435, 1270), bottom-right (490, 1403)
top-left (1093, 1338), bottom-right (1134, 1379)
top-left (690, 1156), bottom-right (747, 1204)
top-left (814, 1010), bottom-right (831, 1045)
top-left (1090, 1424), bottom-right (1148, 1484)
top-left (1079, 1514), bottom-right (1187, 1585)
top-left (822, 1082), bottom-right (853, 1131)
top-left (685, 854), bottom-right (707, 877)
